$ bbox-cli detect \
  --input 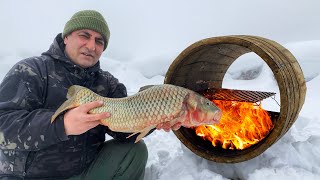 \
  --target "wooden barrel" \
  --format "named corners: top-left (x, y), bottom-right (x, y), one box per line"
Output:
top-left (164, 35), bottom-right (306, 163)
